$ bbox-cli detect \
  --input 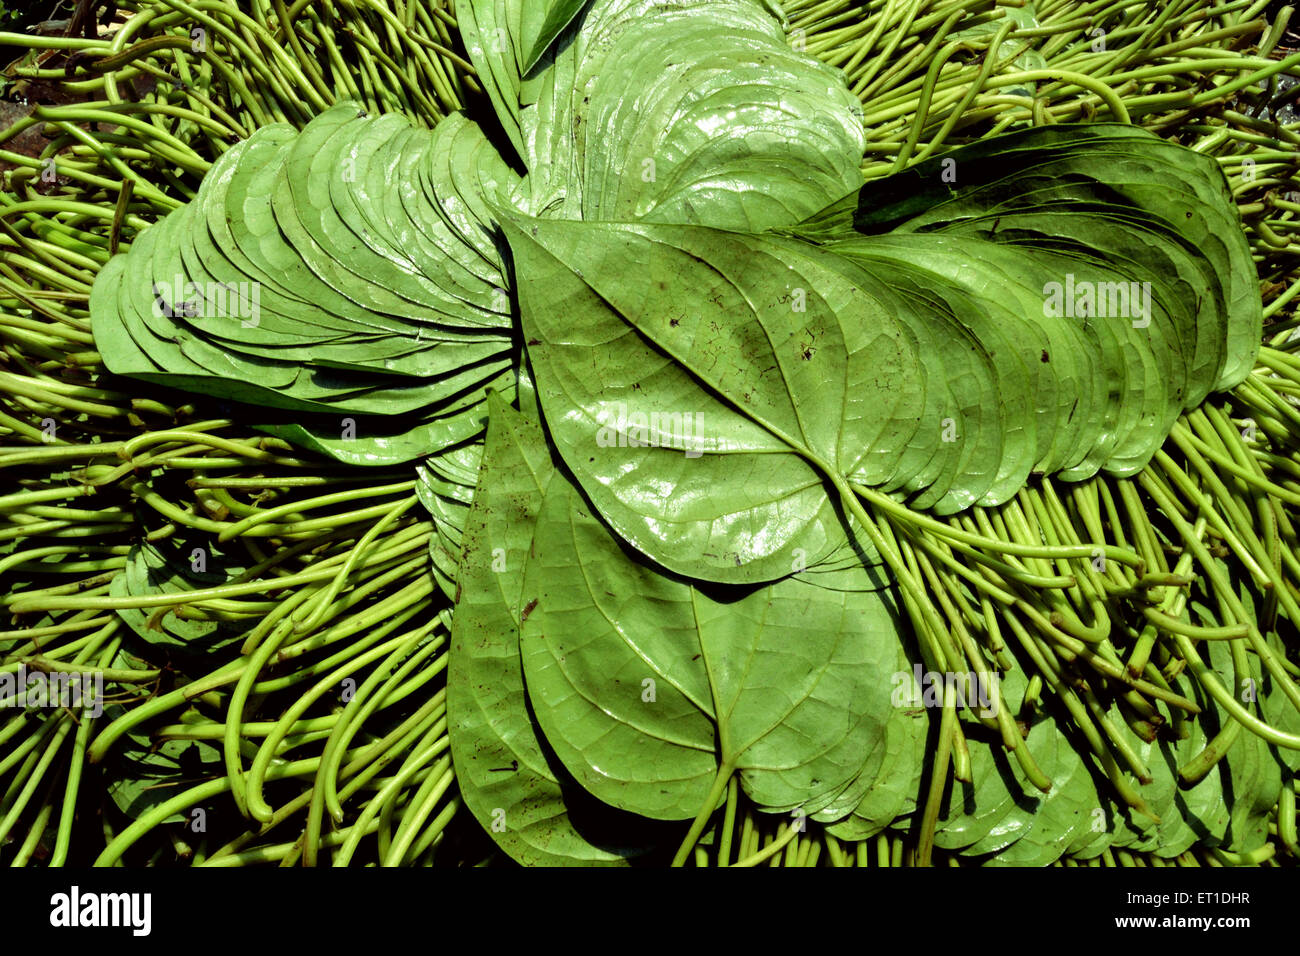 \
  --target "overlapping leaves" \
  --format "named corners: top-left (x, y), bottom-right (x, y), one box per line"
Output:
top-left (503, 130), bottom-right (1257, 582)
top-left (91, 106), bottom-right (518, 465)
top-left (450, 394), bottom-right (902, 846)
top-left (86, 0), bottom-right (1281, 867)
top-left (462, 0), bottom-right (867, 227)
